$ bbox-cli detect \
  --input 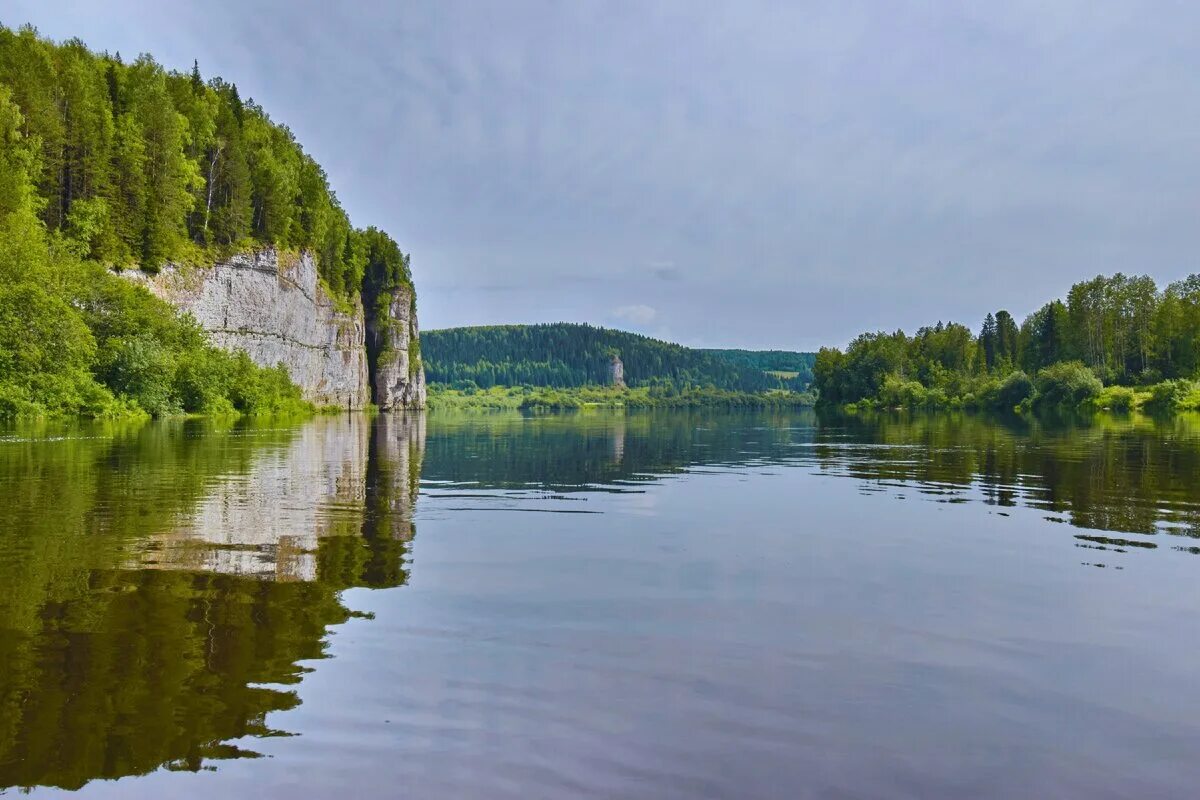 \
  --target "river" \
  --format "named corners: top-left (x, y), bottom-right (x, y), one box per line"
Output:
top-left (2, 410), bottom-right (1198, 798)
